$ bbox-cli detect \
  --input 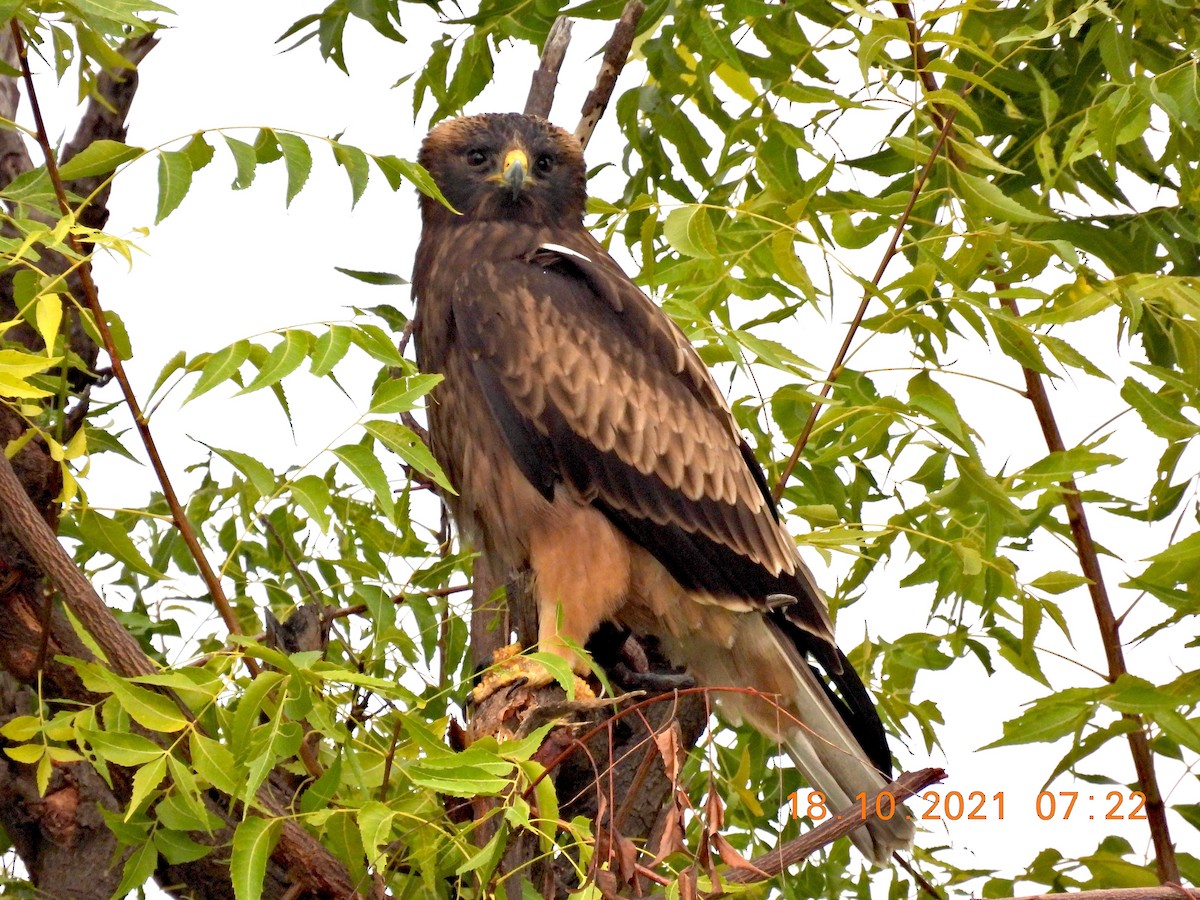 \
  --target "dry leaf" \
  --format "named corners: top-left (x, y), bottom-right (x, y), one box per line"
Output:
top-left (712, 833), bottom-right (770, 878)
